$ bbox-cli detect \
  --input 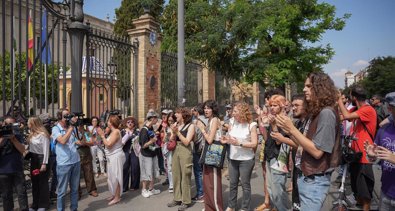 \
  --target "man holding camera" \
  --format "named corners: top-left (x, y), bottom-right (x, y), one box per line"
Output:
top-left (0, 116), bottom-right (28, 211)
top-left (338, 85), bottom-right (377, 211)
top-left (52, 109), bottom-right (81, 211)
